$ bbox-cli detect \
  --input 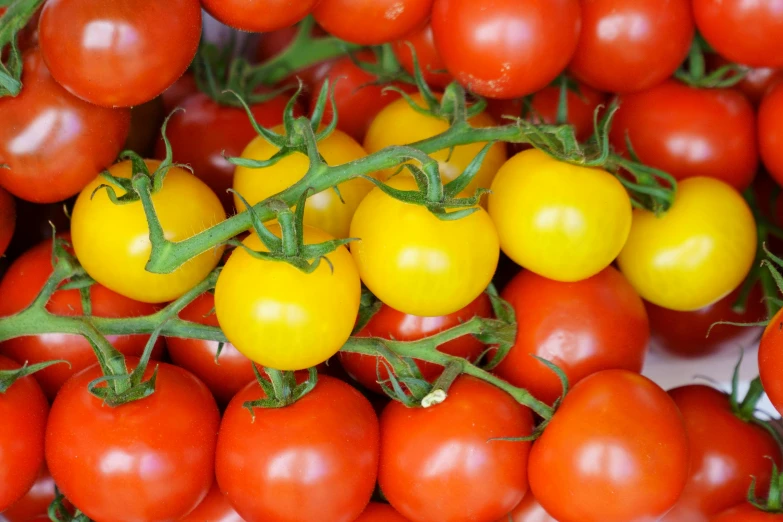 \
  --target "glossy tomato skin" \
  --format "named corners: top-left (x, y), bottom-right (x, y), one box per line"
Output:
top-left (339, 294), bottom-right (493, 394)
top-left (380, 376), bottom-right (534, 522)
top-left (431, 0), bottom-right (581, 99)
top-left (392, 24), bottom-right (452, 89)
top-left (0, 50), bottom-right (130, 203)
top-left (46, 360), bottom-right (220, 522)
top-left (610, 81), bottom-right (758, 191)
top-left (216, 375), bottom-right (379, 522)
top-left (71, 160), bottom-right (226, 304)
top-left (2, 465), bottom-right (60, 522)
top-left (202, 0), bottom-right (318, 32)
top-left (569, 0), bottom-right (694, 93)
top-left (313, 0), bottom-right (433, 45)
top-left (759, 308), bottom-right (783, 417)
top-left (355, 503), bottom-right (411, 522)
top-left (179, 481), bottom-right (244, 522)
top-left (495, 493), bottom-right (558, 522)
top-left (0, 356), bottom-right (49, 513)
top-left (39, 0), bottom-right (202, 107)
top-left (710, 504), bottom-right (783, 521)
top-left (618, 177), bottom-right (756, 311)
top-left (166, 293), bottom-right (257, 406)
top-left (494, 267), bottom-right (649, 406)
top-left (759, 82), bottom-right (783, 188)
top-left (661, 385), bottom-right (782, 522)
top-left (0, 187), bottom-right (14, 258)
top-left (529, 370), bottom-right (689, 522)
